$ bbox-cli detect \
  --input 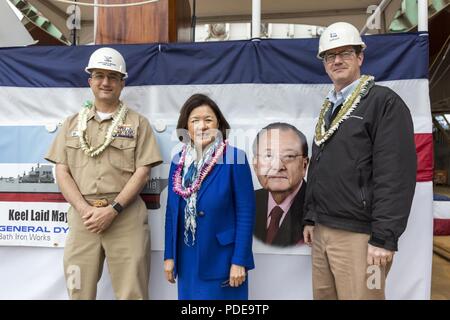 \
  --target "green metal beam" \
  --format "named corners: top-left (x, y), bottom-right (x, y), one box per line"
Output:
top-left (389, 0), bottom-right (450, 32)
top-left (9, 0), bottom-right (70, 45)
